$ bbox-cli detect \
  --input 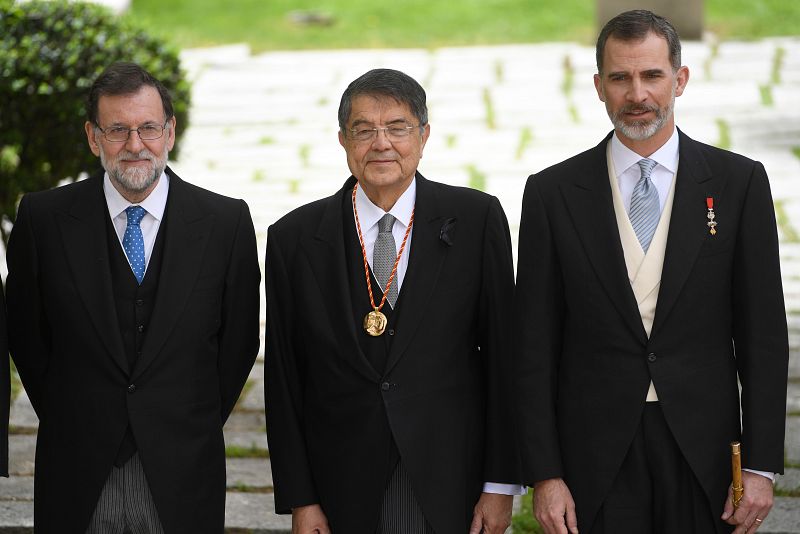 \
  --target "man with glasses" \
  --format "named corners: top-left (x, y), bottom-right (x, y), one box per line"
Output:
top-left (265, 68), bottom-right (522, 533)
top-left (5, 62), bottom-right (261, 533)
